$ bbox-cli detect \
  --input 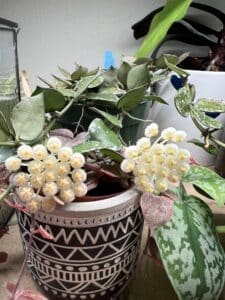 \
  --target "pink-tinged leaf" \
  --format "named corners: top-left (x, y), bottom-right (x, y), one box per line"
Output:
top-left (140, 193), bottom-right (174, 230)
top-left (50, 128), bottom-right (74, 138)
top-left (73, 132), bottom-right (89, 145)
top-left (0, 252), bottom-right (8, 263)
top-left (7, 282), bottom-right (48, 300)
top-left (190, 156), bottom-right (200, 165)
